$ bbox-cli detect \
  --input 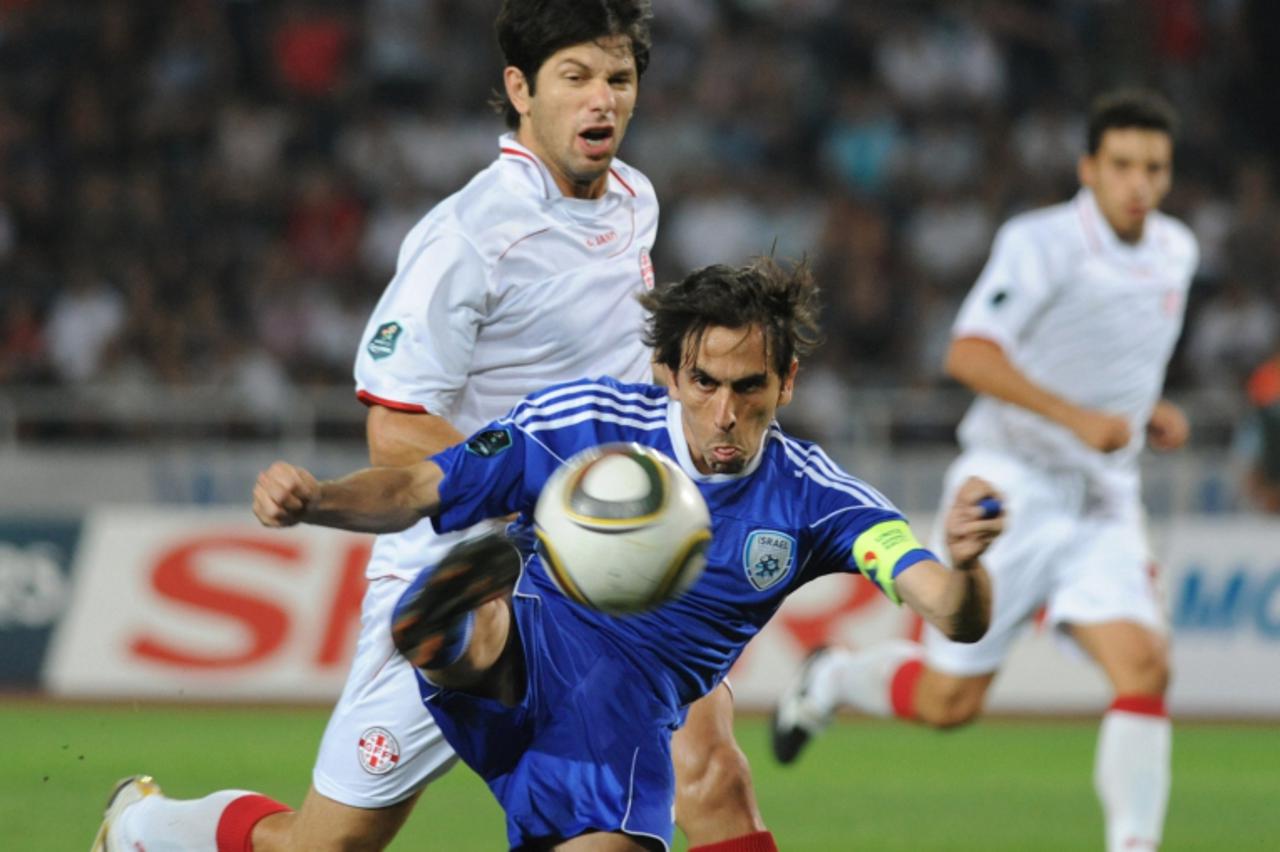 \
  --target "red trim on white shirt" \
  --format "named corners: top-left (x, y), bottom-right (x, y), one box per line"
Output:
top-left (1076, 195), bottom-right (1103, 255)
top-left (610, 167), bottom-right (636, 197)
top-left (500, 146), bottom-right (537, 164)
top-left (499, 227), bottom-right (552, 260)
top-left (356, 390), bottom-right (428, 413)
